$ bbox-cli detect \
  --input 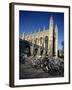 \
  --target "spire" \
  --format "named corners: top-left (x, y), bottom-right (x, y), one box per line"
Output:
top-left (43, 26), bottom-right (45, 31)
top-left (54, 24), bottom-right (58, 58)
top-left (49, 16), bottom-right (53, 29)
top-left (50, 16), bottom-right (53, 20)
top-left (55, 24), bottom-right (58, 32)
top-left (22, 32), bottom-right (25, 40)
top-left (38, 28), bottom-right (40, 32)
